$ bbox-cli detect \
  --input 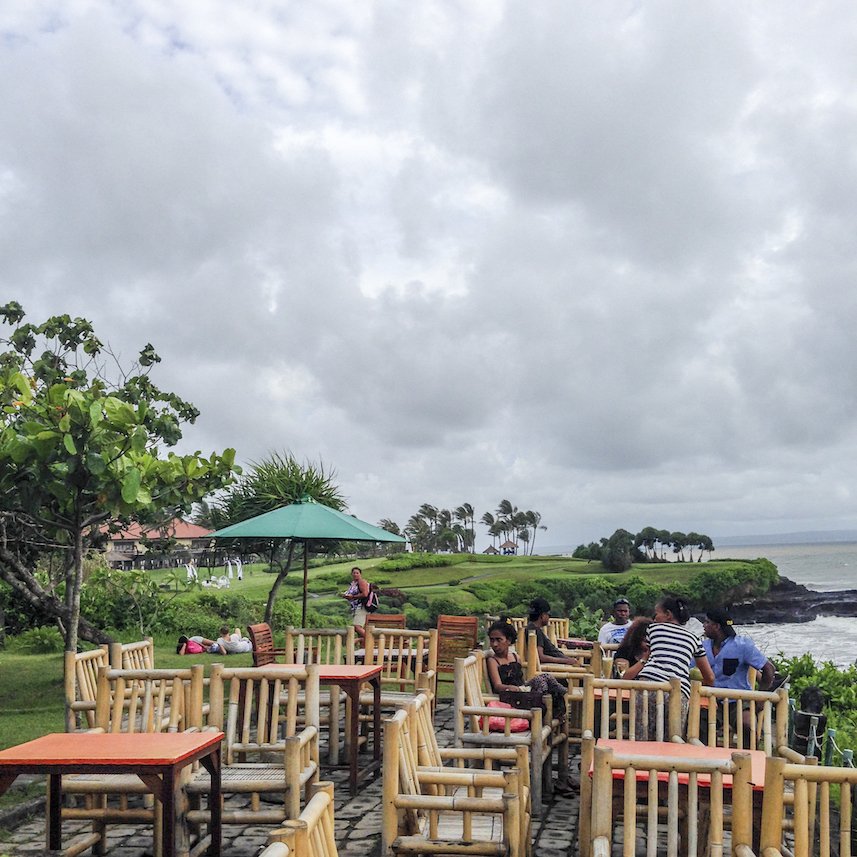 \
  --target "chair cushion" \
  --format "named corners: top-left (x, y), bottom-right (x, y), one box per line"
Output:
top-left (479, 700), bottom-right (530, 733)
